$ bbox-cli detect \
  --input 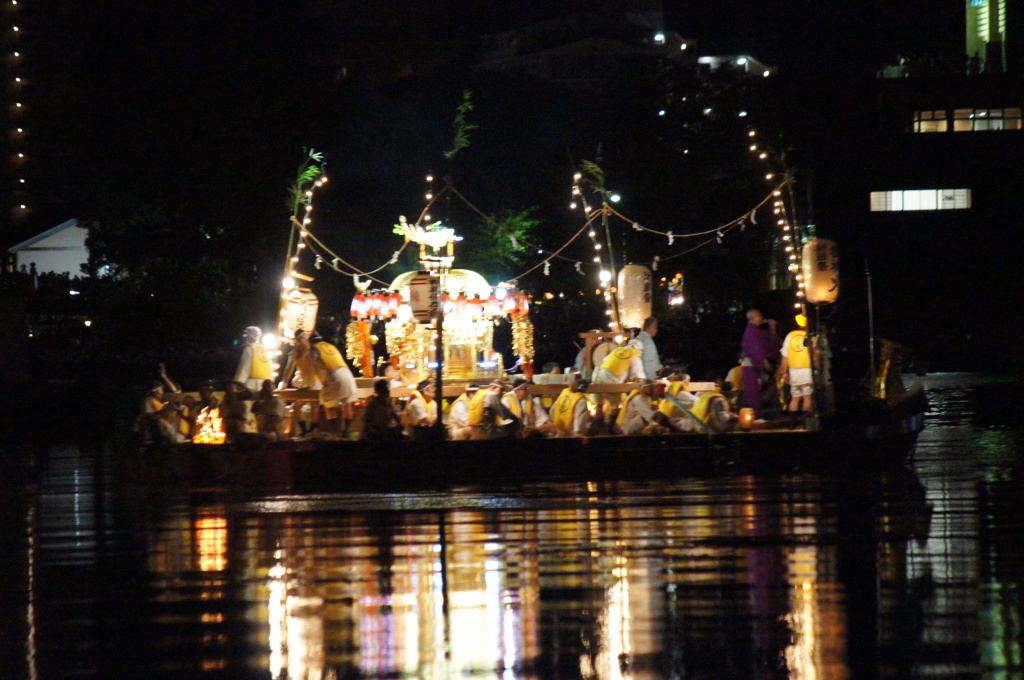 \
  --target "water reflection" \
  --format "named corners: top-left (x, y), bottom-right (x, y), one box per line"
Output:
top-left (4, 374), bottom-right (1023, 679)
